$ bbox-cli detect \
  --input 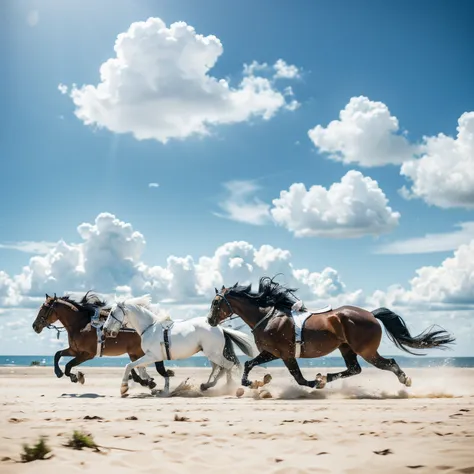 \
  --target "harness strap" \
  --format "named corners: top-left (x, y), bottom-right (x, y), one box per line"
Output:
top-left (252, 307), bottom-right (276, 333)
top-left (163, 328), bottom-right (172, 360)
